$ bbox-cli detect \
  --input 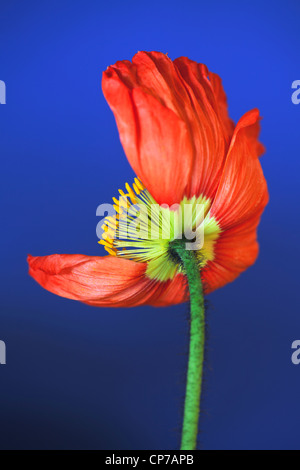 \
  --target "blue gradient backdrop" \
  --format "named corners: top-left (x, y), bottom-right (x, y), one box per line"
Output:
top-left (0, 0), bottom-right (300, 450)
